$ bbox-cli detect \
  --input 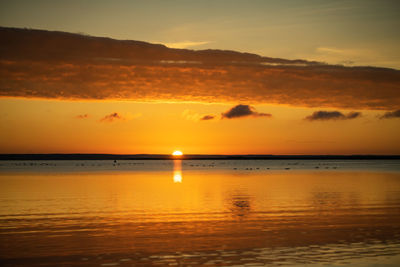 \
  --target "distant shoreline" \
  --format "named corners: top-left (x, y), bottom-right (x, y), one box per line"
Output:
top-left (0, 154), bottom-right (399, 161)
